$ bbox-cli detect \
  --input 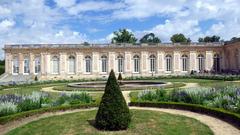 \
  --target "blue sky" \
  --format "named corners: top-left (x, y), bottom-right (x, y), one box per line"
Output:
top-left (0, 0), bottom-right (240, 50)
